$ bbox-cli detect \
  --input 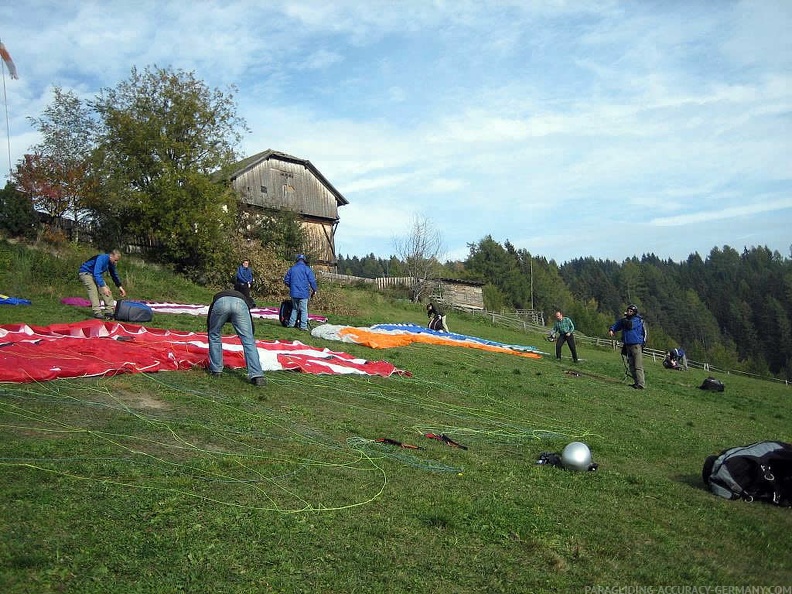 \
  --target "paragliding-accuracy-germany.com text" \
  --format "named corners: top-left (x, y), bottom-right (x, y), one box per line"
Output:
top-left (585, 586), bottom-right (792, 594)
